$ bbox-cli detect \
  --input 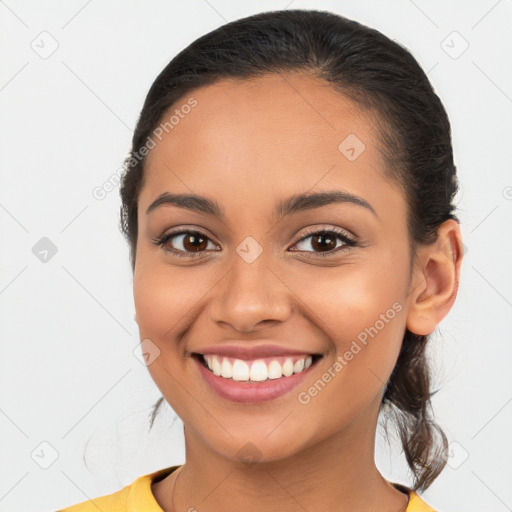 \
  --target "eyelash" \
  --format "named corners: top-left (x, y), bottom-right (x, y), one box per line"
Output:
top-left (152, 226), bottom-right (358, 259)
